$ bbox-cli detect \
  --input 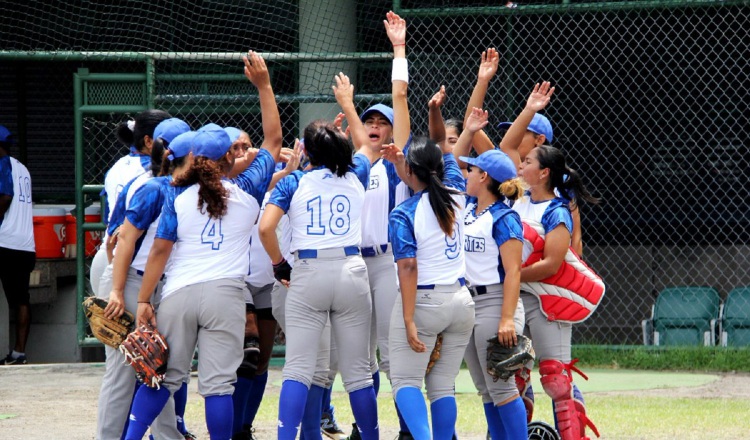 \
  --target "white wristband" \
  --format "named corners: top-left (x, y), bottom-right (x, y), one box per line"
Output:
top-left (392, 58), bottom-right (409, 84)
